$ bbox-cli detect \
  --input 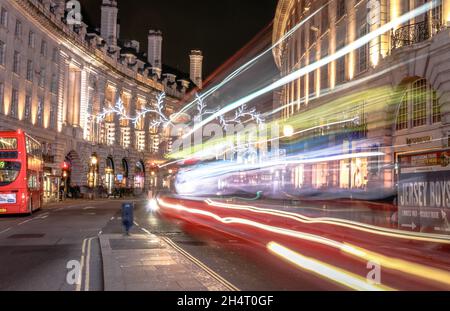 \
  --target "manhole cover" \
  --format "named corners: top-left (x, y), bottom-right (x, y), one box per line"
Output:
top-left (8, 234), bottom-right (45, 239)
top-left (109, 239), bottom-right (166, 250)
